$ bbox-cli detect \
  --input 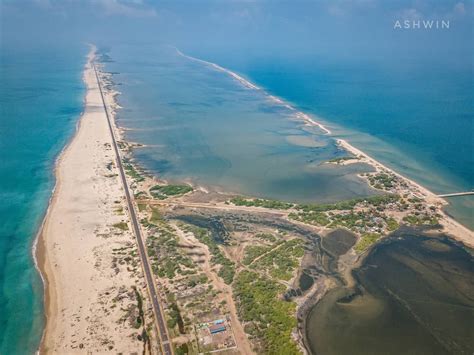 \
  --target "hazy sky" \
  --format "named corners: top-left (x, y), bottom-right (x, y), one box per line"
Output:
top-left (1, 0), bottom-right (472, 68)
